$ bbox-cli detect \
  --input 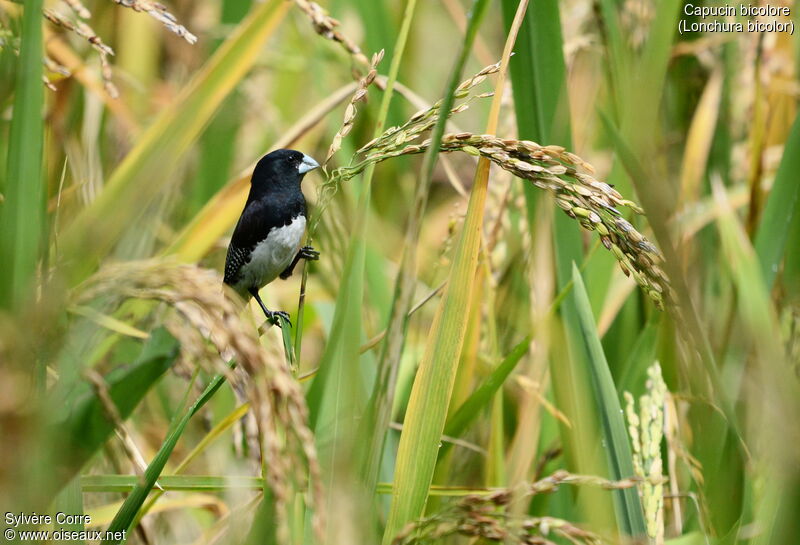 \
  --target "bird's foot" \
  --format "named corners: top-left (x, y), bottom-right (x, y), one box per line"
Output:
top-left (266, 310), bottom-right (291, 328)
top-left (299, 245), bottom-right (320, 261)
